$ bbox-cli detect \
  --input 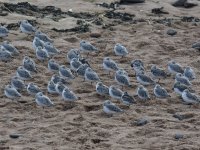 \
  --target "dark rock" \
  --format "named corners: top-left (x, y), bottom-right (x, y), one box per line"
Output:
top-left (9, 134), bottom-right (20, 139)
top-left (184, 2), bottom-right (198, 8)
top-left (131, 118), bottom-right (149, 126)
top-left (172, 0), bottom-right (197, 8)
top-left (167, 29), bottom-right (177, 36)
top-left (90, 32), bottom-right (101, 38)
top-left (173, 113), bottom-right (194, 120)
top-left (120, 0), bottom-right (145, 3)
top-left (152, 7), bottom-right (169, 14)
top-left (192, 42), bottom-right (200, 50)
top-left (104, 11), bottom-right (135, 21)
top-left (181, 16), bottom-right (200, 22)
top-left (96, 2), bottom-right (119, 9)
top-left (172, 0), bottom-right (187, 7)
top-left (175, 133), bottom-right (184, 139)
